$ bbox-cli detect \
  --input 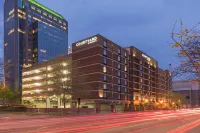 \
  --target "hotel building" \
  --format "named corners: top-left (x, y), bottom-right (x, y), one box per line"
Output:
top-left (72, 34), bottom-right (172, 111)
top-left (4, 0), bottom-right (68, 90)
